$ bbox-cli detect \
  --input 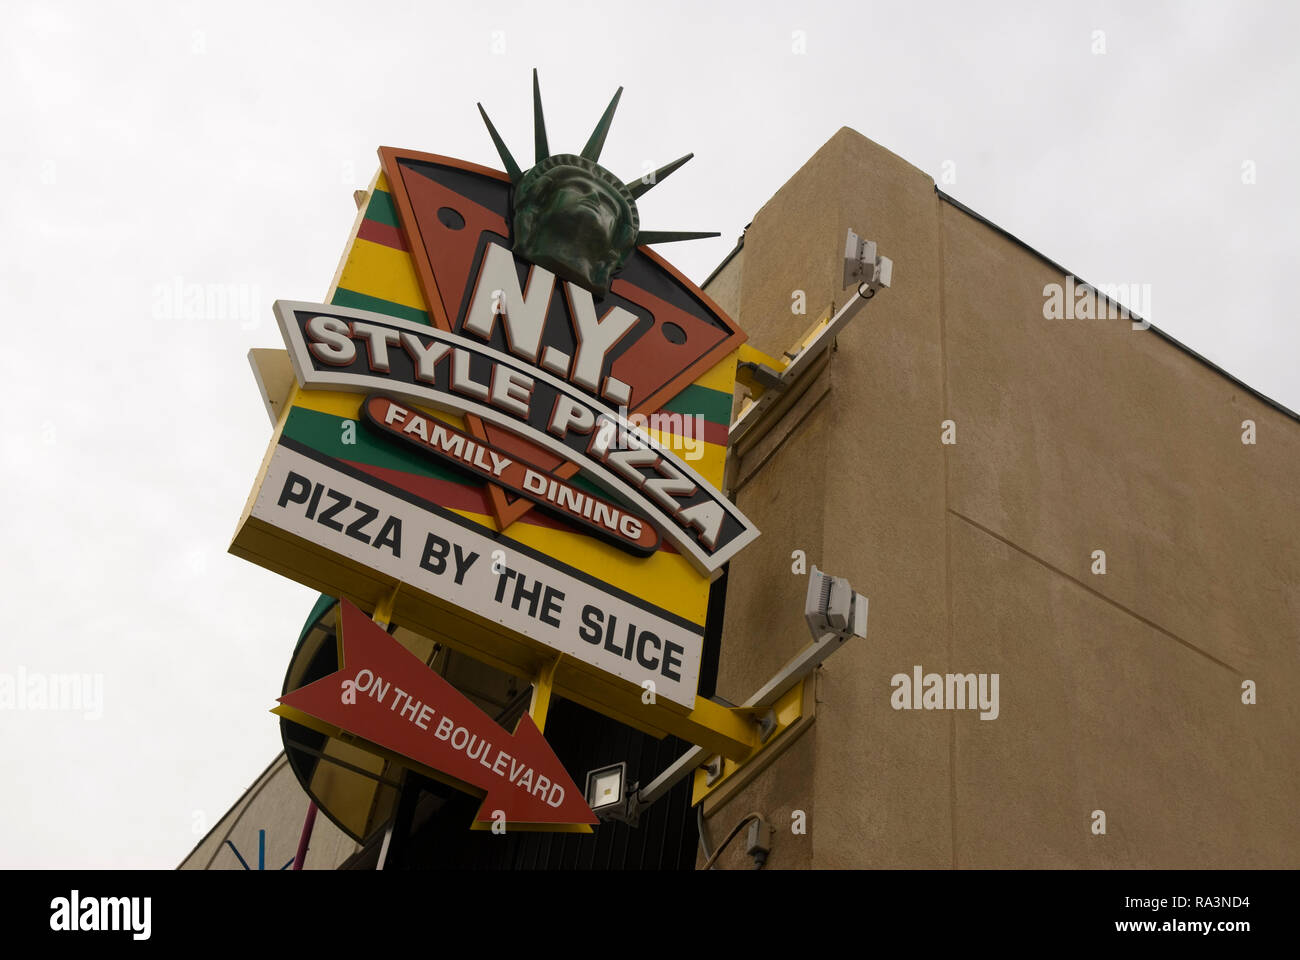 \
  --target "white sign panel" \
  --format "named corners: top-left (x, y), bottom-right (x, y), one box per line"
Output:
top-left (253, 444), bottom-right (703, 706)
